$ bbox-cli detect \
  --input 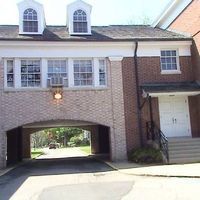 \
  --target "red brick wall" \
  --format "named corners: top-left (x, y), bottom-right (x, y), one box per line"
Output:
top-left (169, 0), bottom-right (200, 81)
top-left (0, 59), bottom-right (128, 163)
top-left (122, 57), bottom-right (140, 152)
top-left (138, 57), bottom-right (194, 84)
top-left (188, 95), bottom-right (200, 137)
top-left (191, 34), bottom-right (200, 81)
top-left (122, 56), bottom-right (197, 151)
top-left (141, 97), bottom-right (160, 141)
top-left (169, 1), bottom-right (200, 138)
top-left (170, 0), bottom-right (200, 37)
